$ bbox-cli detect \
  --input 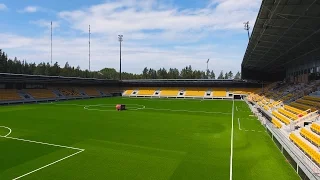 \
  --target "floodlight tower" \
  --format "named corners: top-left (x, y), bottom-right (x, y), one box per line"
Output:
top-left (244, 21), bottom-right (250, 40)
top-left (51, 21), bottom-right (53, 66)
top-left (89, 25), bottom-right (91, 71)
top-left (206, 59), bottom-right (210, 79)
top-left (118, 35), bottom-right (123, 80)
